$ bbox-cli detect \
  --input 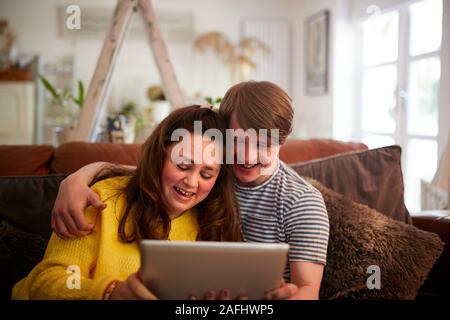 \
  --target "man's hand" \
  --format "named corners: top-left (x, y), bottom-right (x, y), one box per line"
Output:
top-left (264, 262), bottom-right (324, 300)
top-left (51, 162), bottom-right (136, 239)
top-left (264, 279), bottom-right (299, 300)
top-left (51, 174), bottom-right (106, 239)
